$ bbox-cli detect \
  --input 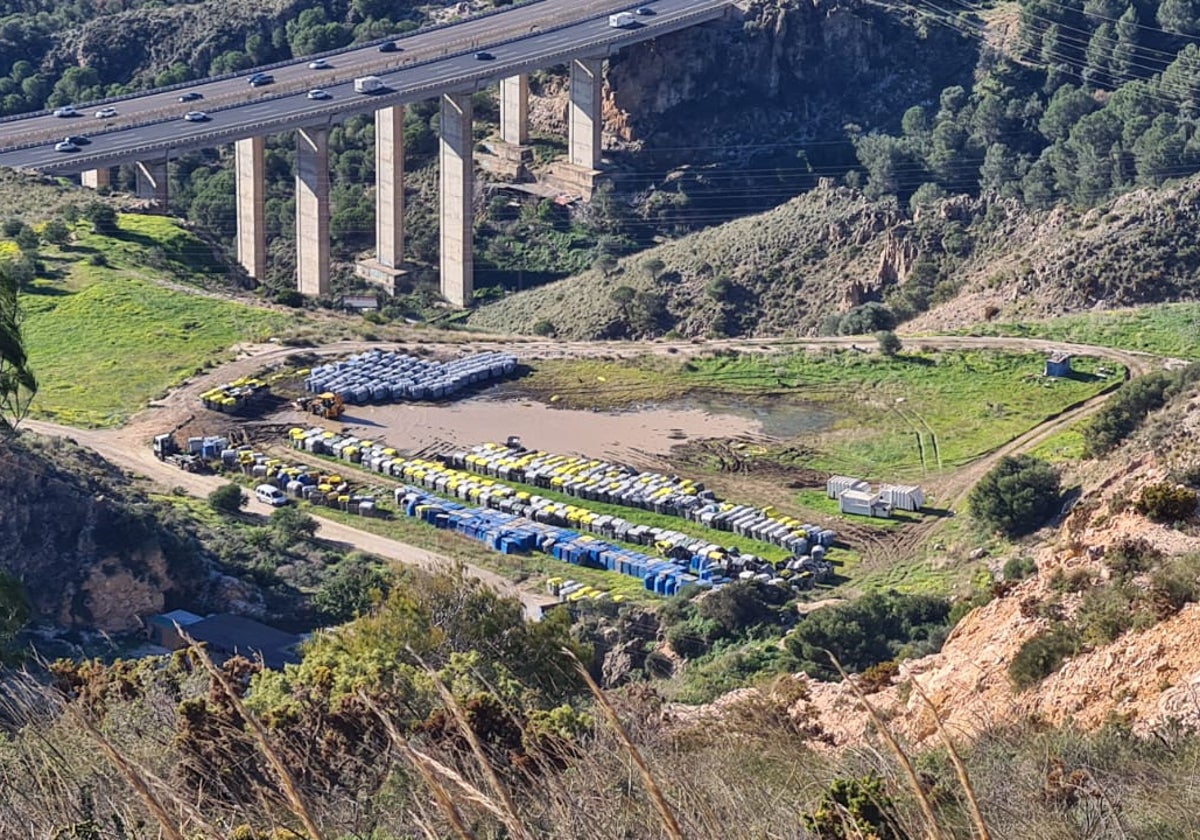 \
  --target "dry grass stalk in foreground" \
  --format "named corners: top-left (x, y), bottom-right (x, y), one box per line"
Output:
top-left (566, 647), bottom-right (687, 840)
top-left (908, 679), bottom-right (992, 840)
top-left (829, 652), bottom-right (945, 840)
top-left (181, 634), bottom-right (325, 840)
top-left (410, 646), bottom-right (533, 840)
top-left (360, 691), bottom-right (479, 840)
top-left (66, 702), bottom-right (188, 840)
